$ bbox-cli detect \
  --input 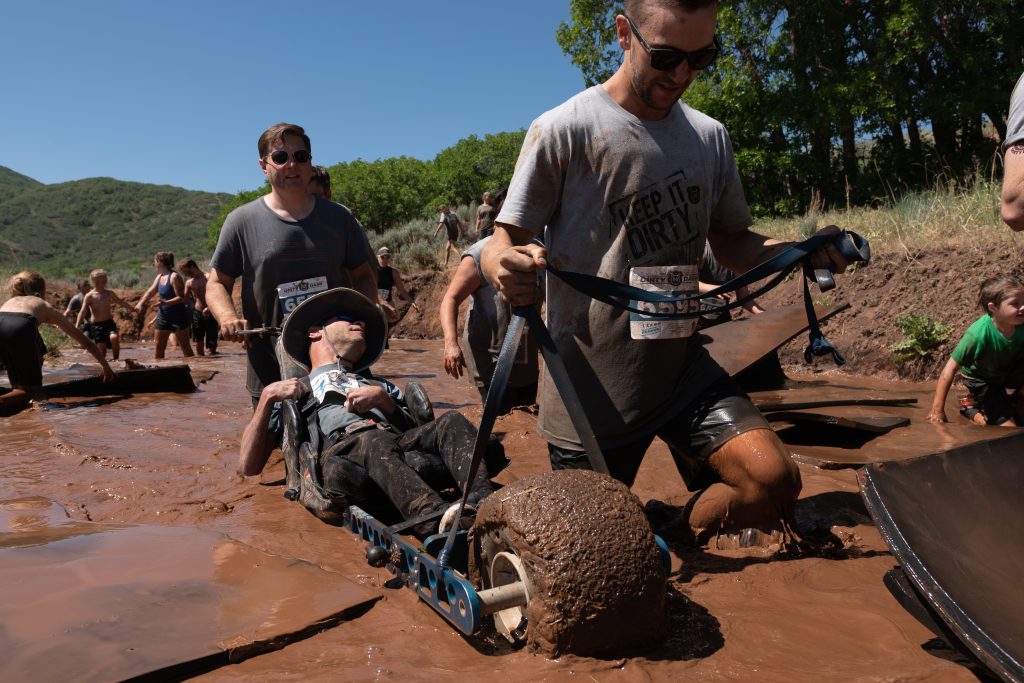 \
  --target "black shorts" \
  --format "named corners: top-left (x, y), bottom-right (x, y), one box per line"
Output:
top-left (0, 312), bottom-right (44, 387)
top-left (156, 305), bottom-right (189, 331)
top-left (89, 319), bottom-right (118, 346)
top-left (548, 372), bottom-right (770, 490)
top-left (962, 376), bottom-right (1022, 425)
